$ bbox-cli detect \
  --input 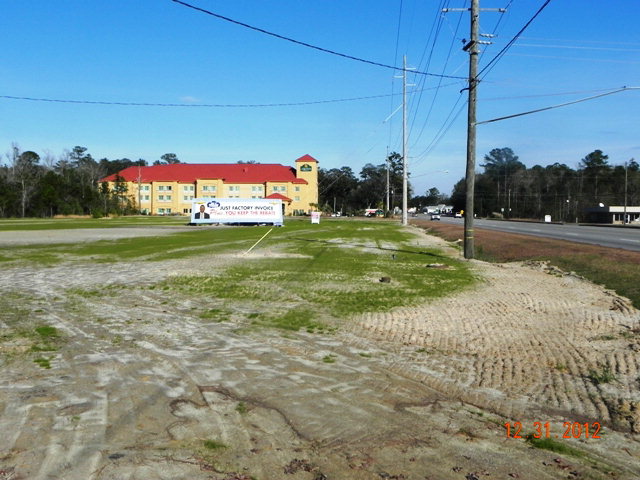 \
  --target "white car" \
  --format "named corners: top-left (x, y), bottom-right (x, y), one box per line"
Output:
top-left (430, 213), bottom-right (441, 221)
top-left (454, 212), bottom-right (462, 218)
